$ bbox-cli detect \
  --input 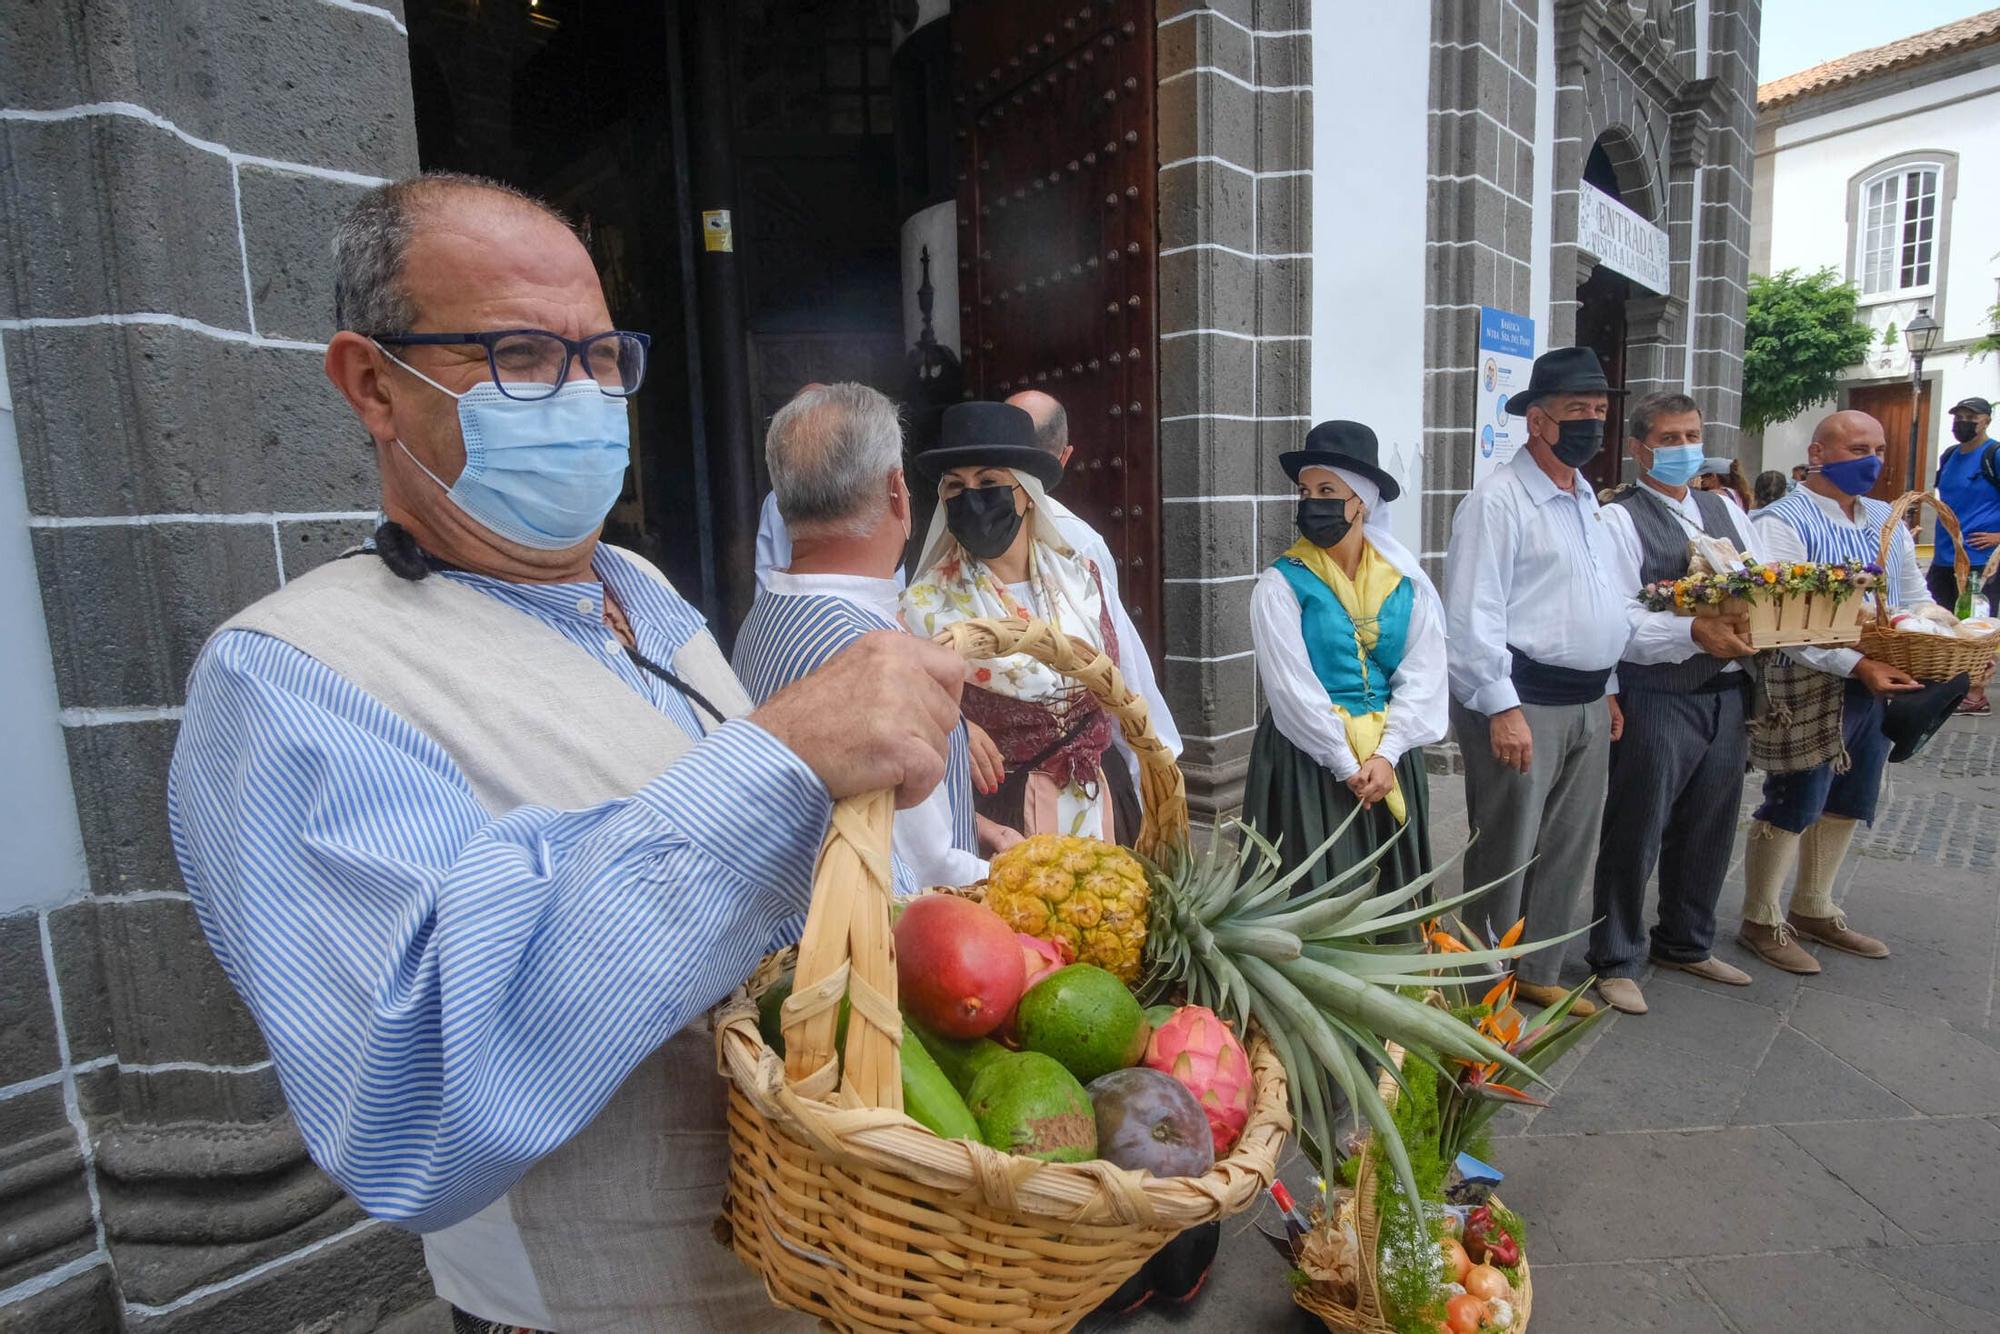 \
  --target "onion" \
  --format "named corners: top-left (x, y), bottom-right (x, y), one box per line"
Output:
top-left (1463, 1263), bottom-right (1510, 1302)
top-left (1444, 1292), bottom-right (1486, 1333)
top-left (1440, 1238), bottom-right (1471, 1283)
